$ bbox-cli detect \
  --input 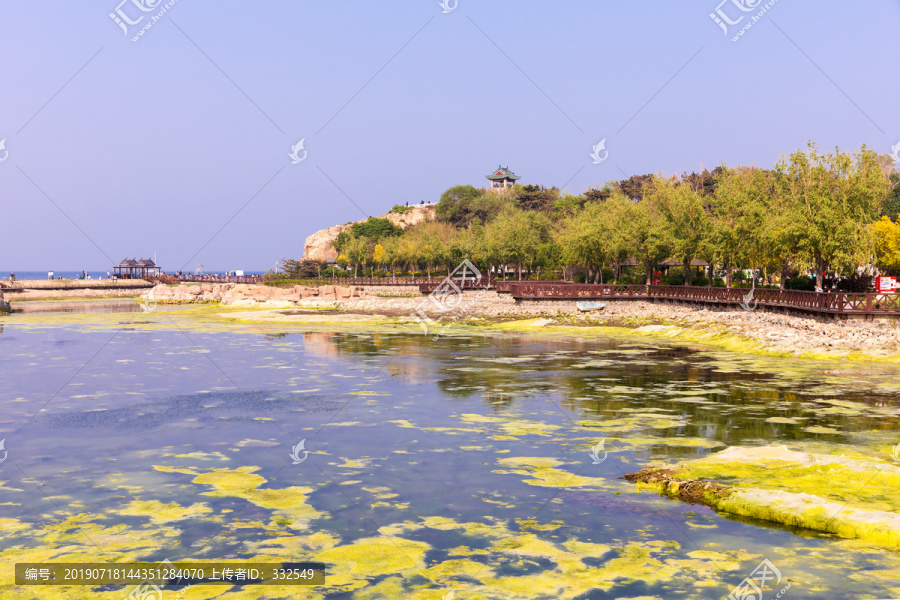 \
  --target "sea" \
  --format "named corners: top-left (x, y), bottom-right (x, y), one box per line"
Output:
top-left (0, 306), bottom-right (899, 598)
top-left (2, 270), bottom-right (267, 281)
